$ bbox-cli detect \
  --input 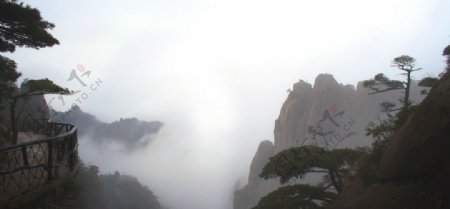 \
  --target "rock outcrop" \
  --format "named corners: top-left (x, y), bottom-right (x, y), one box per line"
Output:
top-left (274, 74), bottom-right (426, 152)
top-left (0, 95), bottom-right (49, 147)
top-left (234, 140), bottom-right (279, 209)
top-left (330, 72), bottom-right (450, 209)
top-left (0, 94), bottom-right (49, 128)
top-left (234, 74), bottom-right (427, 209)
